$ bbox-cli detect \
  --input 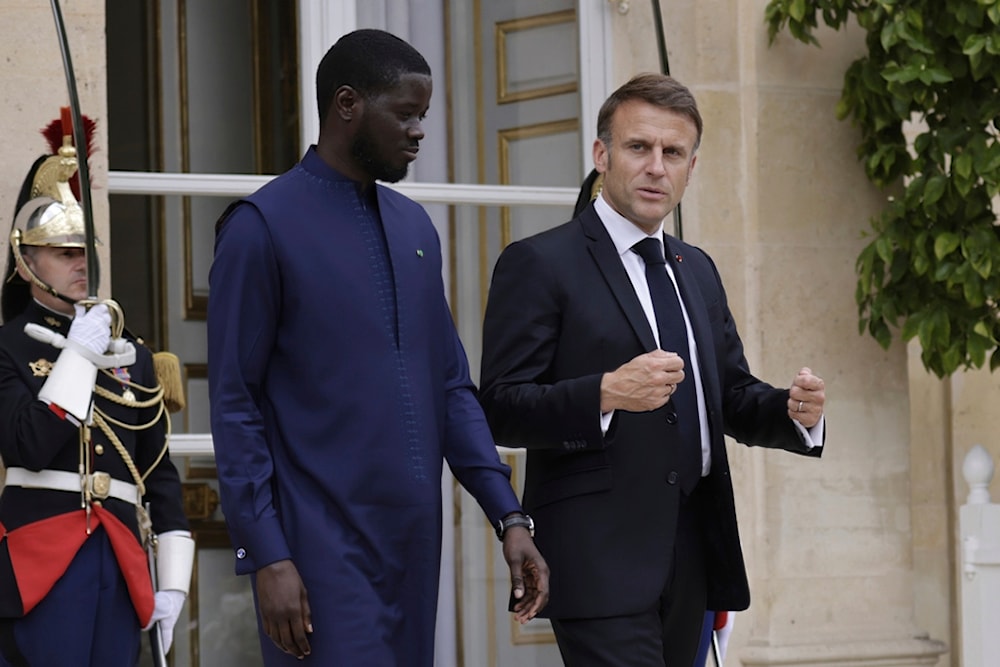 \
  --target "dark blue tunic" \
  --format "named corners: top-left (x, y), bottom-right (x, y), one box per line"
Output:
top-left (208, 148), bottom-right (521, 666)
